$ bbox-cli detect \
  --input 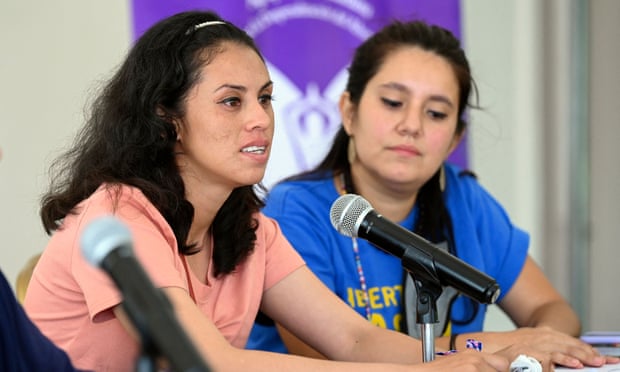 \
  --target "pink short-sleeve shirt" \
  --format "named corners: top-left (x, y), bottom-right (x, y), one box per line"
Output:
top-left (24, 184), bottom-right (305, 371)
